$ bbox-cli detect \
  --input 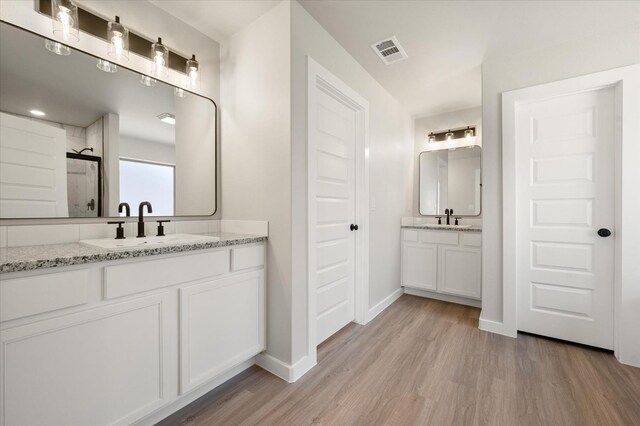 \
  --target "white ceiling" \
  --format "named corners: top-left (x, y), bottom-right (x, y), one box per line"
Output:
top-left (299, 0), bottom-right (640, 117)
top-left (149, 0), bottom-right (282, 41)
